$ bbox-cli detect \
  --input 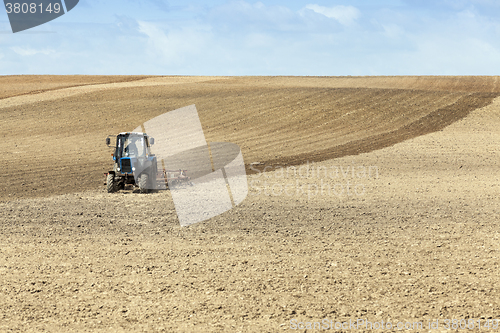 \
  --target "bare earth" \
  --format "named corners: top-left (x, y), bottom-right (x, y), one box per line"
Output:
top-left (0, 76), bottom-right (499, 332)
